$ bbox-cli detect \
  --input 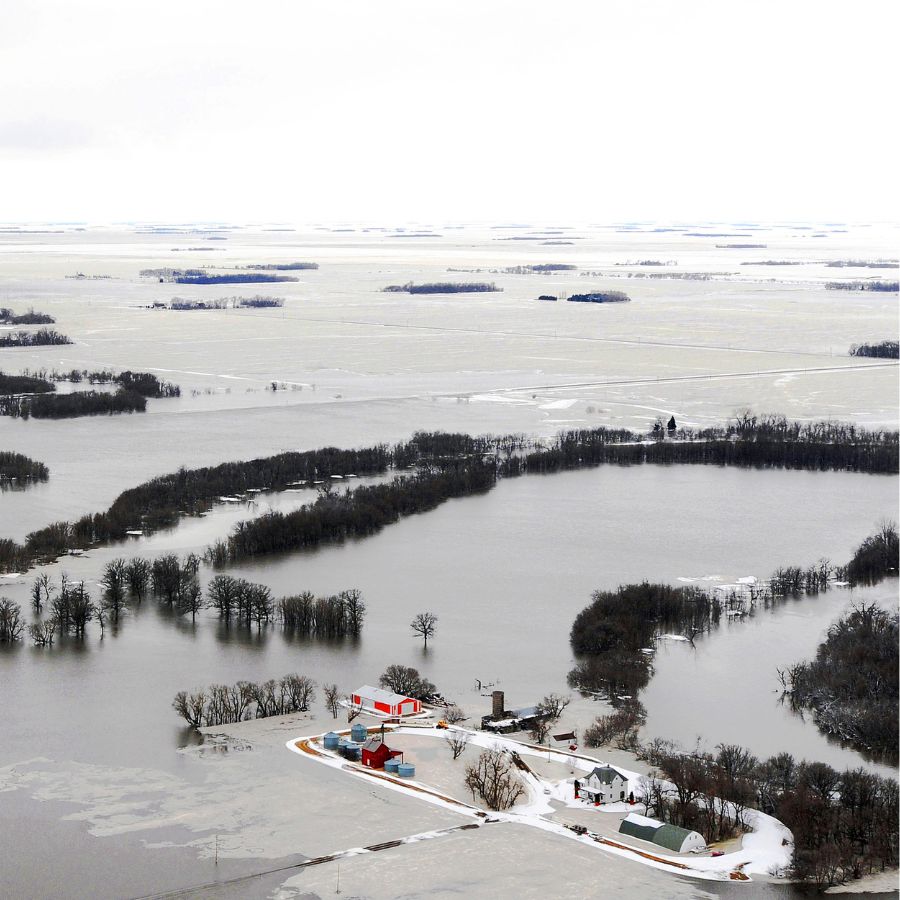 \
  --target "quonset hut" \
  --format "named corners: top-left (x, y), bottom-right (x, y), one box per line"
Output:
top-left (618, 813), bottom-right (706, 854)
